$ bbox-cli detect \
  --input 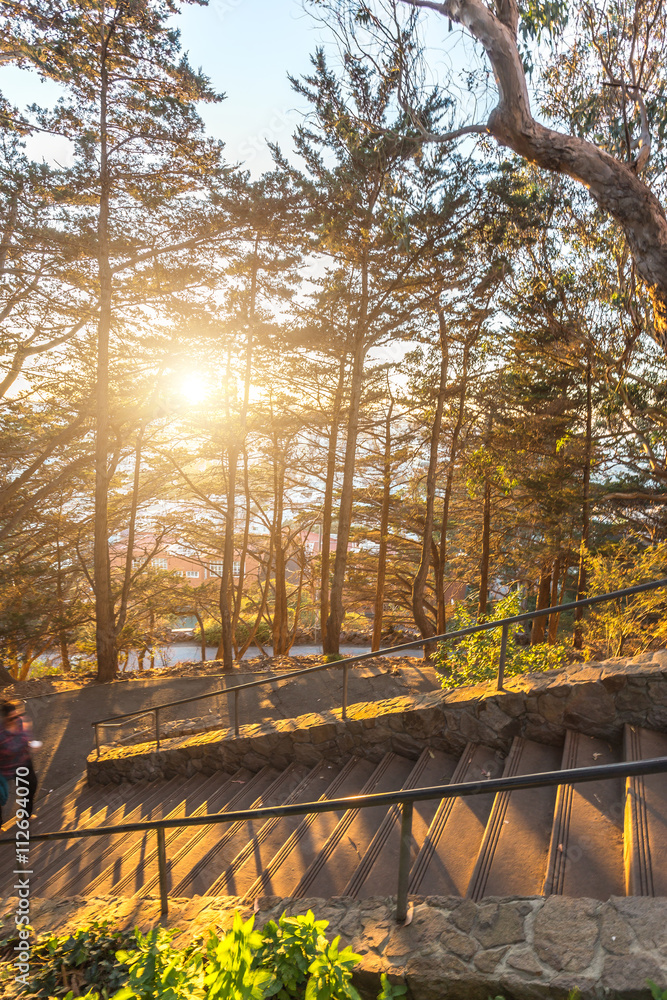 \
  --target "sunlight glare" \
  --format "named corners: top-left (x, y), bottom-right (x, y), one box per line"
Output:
top-left (178, 372), bottom-right (210, 405)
